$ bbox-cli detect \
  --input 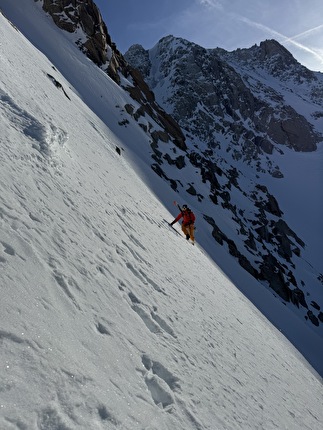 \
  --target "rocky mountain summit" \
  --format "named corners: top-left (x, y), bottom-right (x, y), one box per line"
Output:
top-left (37, 1), bottom-right (323, 328)
top-left (126, 37), bottom-right (322, 163)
